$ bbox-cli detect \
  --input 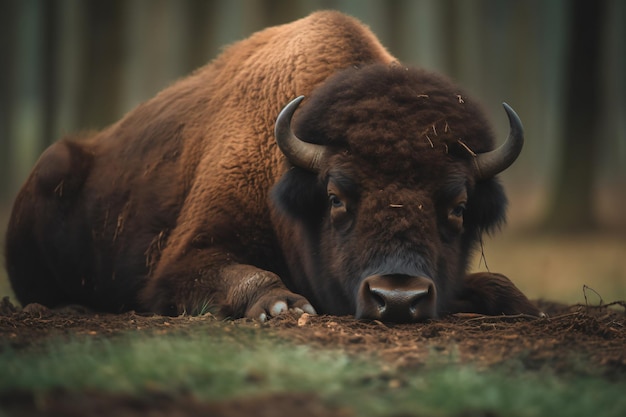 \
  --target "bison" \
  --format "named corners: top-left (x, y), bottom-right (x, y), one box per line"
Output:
top-left (5, 11), bottom-right (540, 322)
